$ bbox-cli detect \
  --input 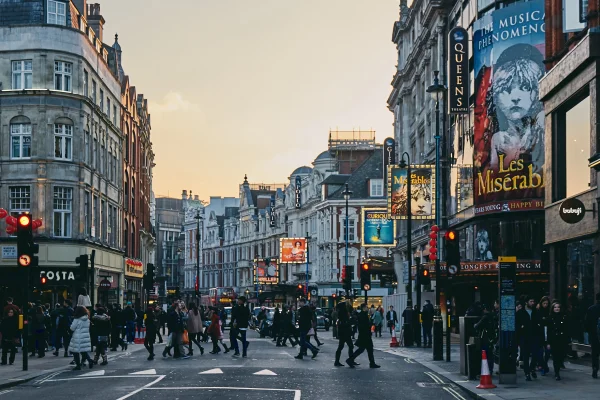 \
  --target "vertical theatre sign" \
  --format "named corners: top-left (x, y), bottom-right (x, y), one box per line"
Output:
top-left (269, 195), bottom-right (276, 227)
top-left (449, 26), bottom-right (469, 114)
top-left (383, 137), bottom-right (396, 180)
top-left (388, 165), bottom-right (436, 220)
top-left (295, 175), bottom-right (302, 209)
top-left (472, 0), bottom-right (546, 215)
